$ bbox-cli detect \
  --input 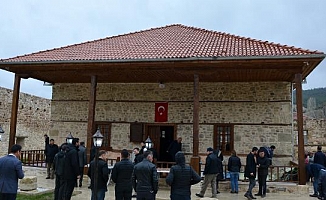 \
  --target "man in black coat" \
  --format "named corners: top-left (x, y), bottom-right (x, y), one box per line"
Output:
top-left (255, 149), bottom-right (270, 198)
top-left (244, 147), bottom-right (258, 200)
top-left (196, 147), bottom-right (219, 198)
top-left (132, 150), bottom-right (158, 200)
top-left (167, 137), bottom-right (182, 162)
top-left (166, 151), bottom-right (201, 200)
top-left (45, 139), bottom-right (59, 179)
top-left (314, 146), bottom-right (326, 167)
top-left (88, 150), bottom-right (109, 200)
top-left (133, 147), bottom-right (143, 164)
top-left (112, 149), bottom-right (134, 200)
top-left (60, 139), bottom-right (80, 200)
